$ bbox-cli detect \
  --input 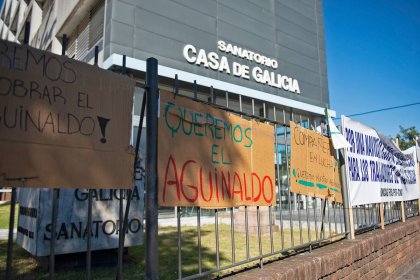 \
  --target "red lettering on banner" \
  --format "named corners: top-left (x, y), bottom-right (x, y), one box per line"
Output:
top-left (161, 155), bottom-right (274, 206)
top-left (199, 167), bottom-right (213, 202)
top-left (232, 172), bottom-right (243, 200)
top-left (163, 155), bottom-right (180, 202)
top-left (262, 176), bottom-right (274, 203)
top-left (252, 172), bottom-right (262, 202)
top-left (180, 160), bottom-right (198, 202)
top-left (221, 171), bottom-right (231, 200)
top-left (244, 173), bottom-right (252, 201)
